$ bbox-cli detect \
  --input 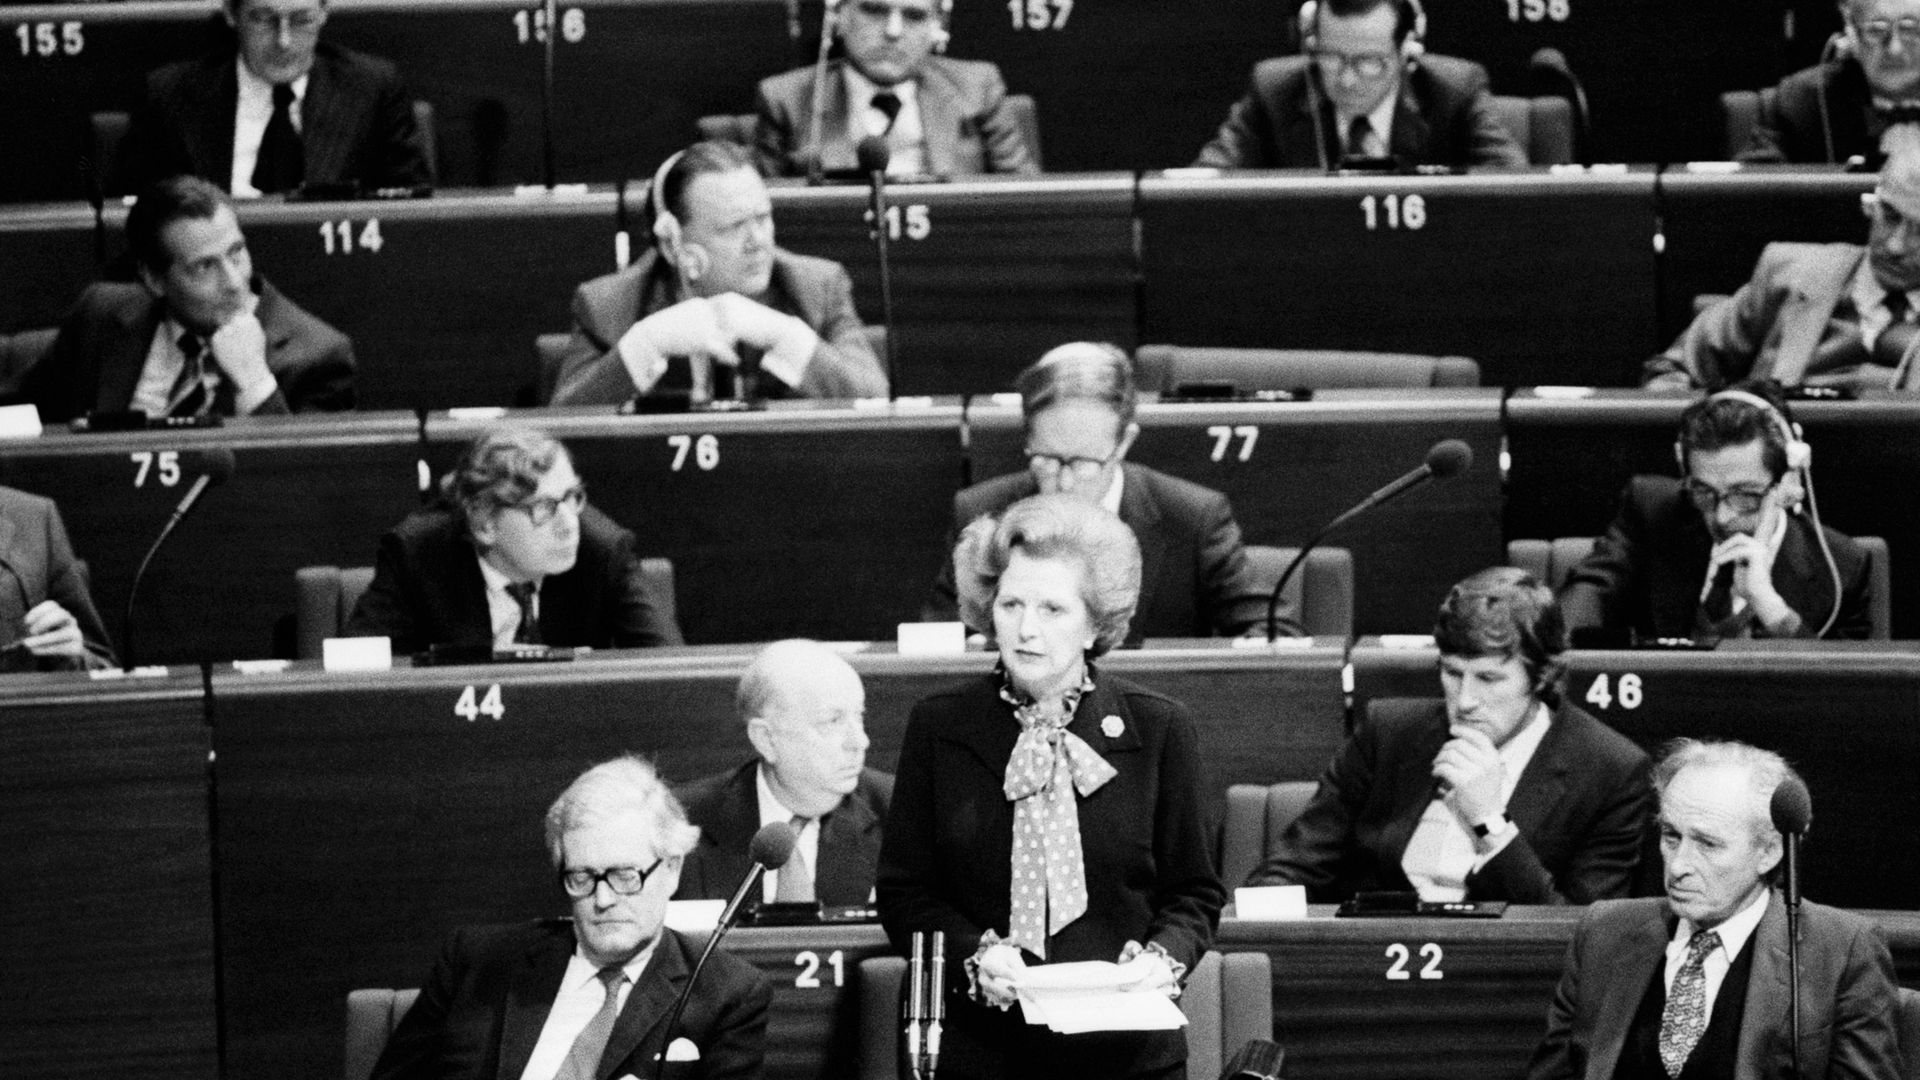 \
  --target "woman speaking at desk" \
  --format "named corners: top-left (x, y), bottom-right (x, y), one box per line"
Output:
top-left (877, 494), bottom-right (1224, 1079)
